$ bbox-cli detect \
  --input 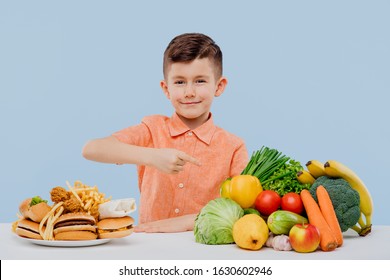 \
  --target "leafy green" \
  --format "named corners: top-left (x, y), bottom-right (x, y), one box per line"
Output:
top-left (30, 196), bottom-right (48, 206)
top-left (262, 159), bottom-right (310, 196)
top-left (194, 198), bottom-right (244, 245)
